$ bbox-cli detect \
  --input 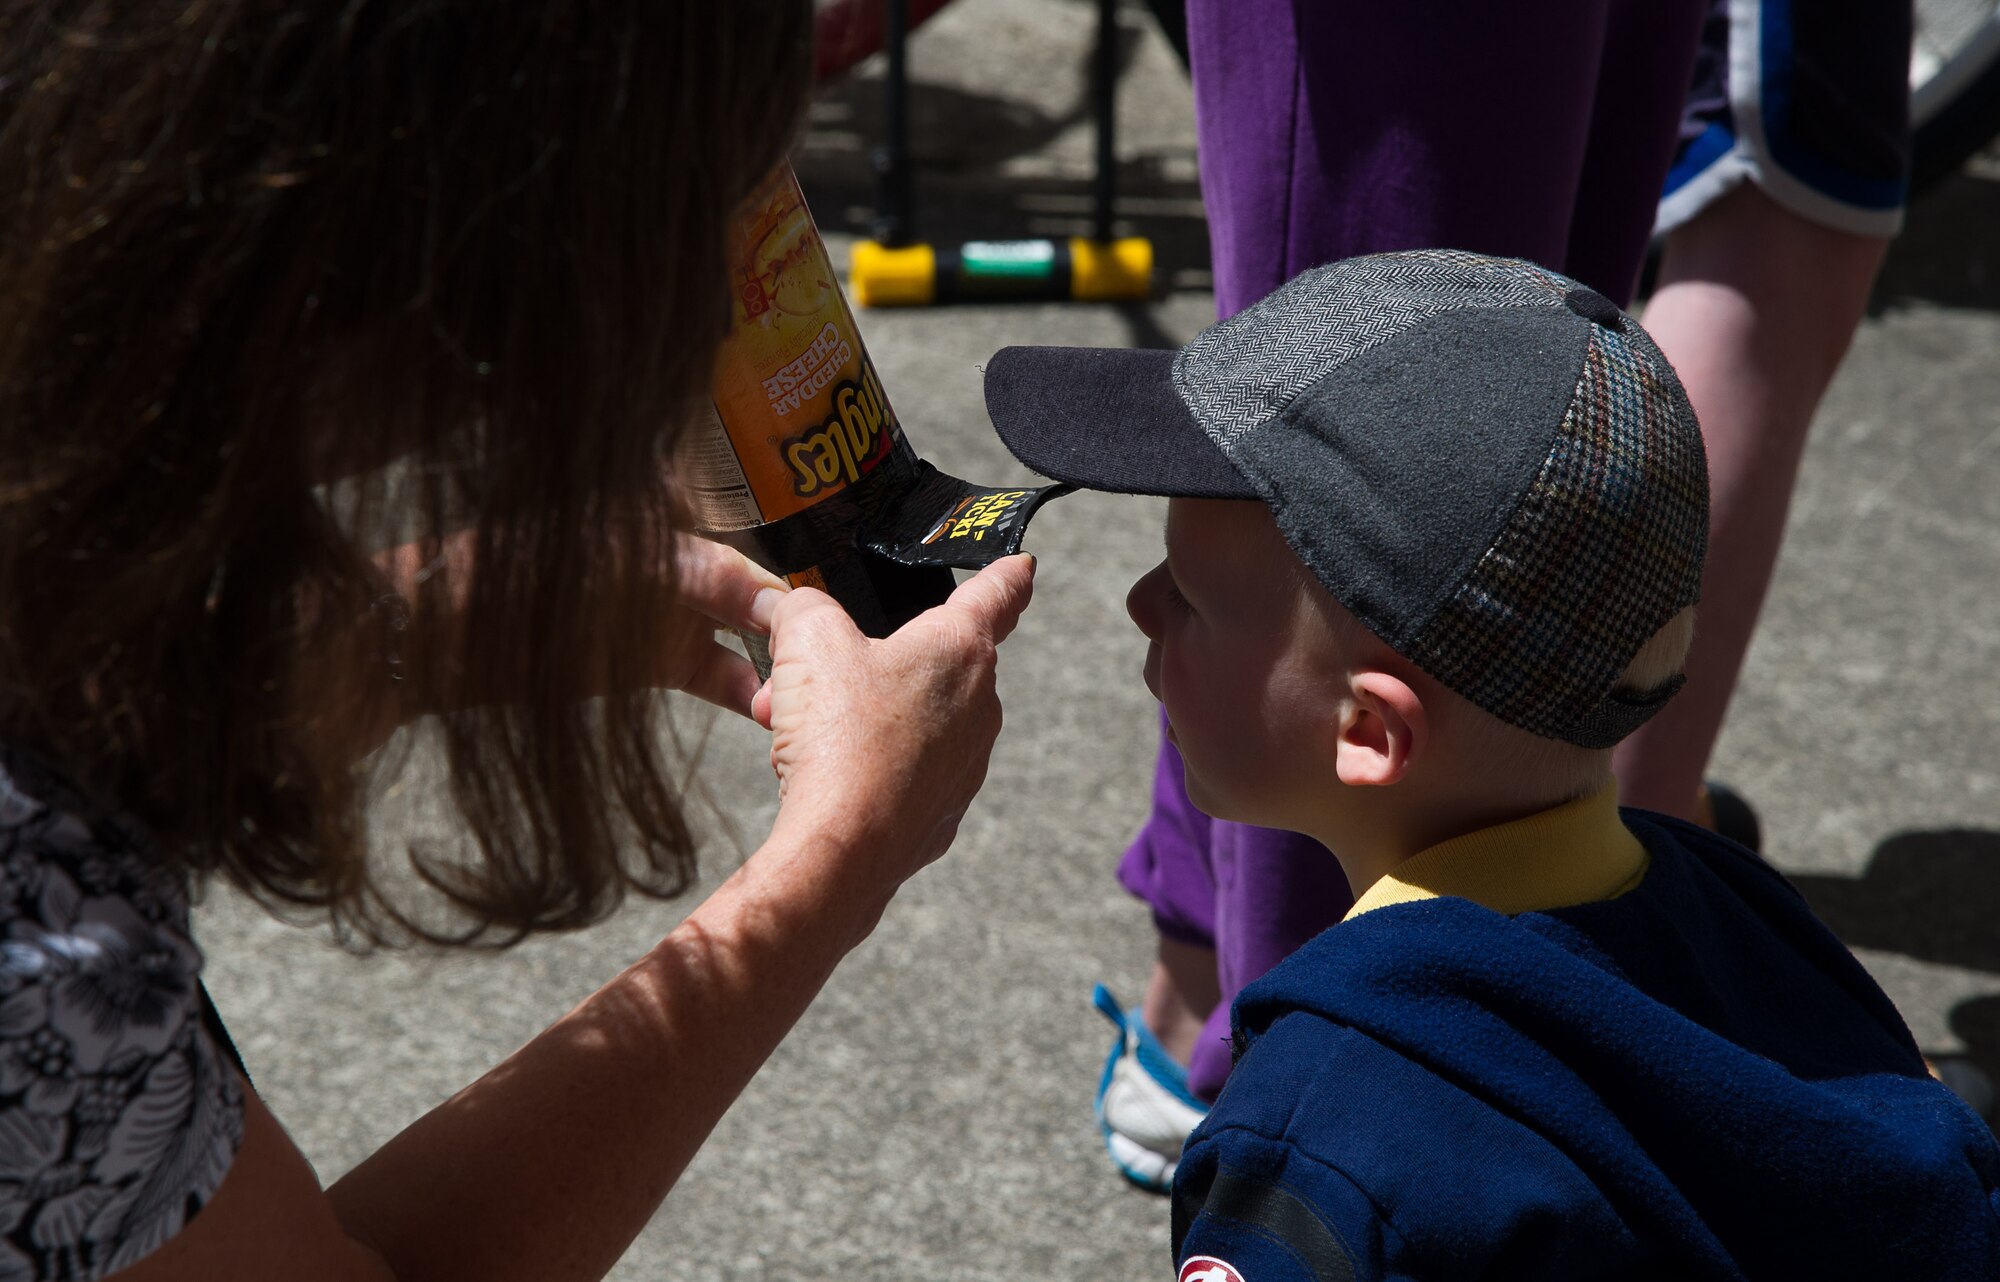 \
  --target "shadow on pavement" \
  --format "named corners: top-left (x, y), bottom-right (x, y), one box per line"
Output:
top-left (1949, 997), bottom-right (2000, 1085)
top-left (1791, 829), bottom-right (2000, 974)
top-left (1869, 168), bottom-right (2000, 314)
top-left (796, 25), bottom-right (1212, 302)
top-left (1793, 831), bottom-right (2000, 1126)
top-left (808, 9), bottom-right (1150, 174)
